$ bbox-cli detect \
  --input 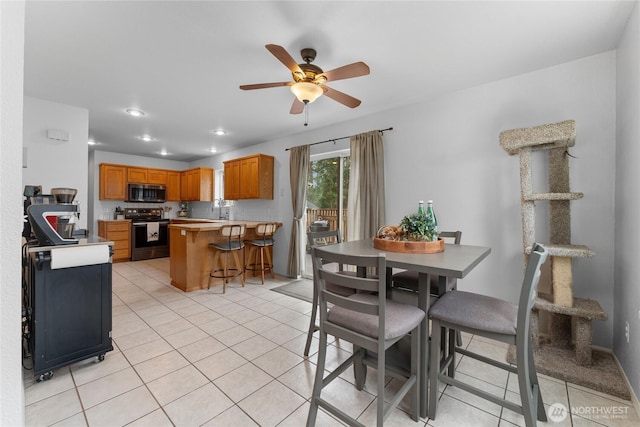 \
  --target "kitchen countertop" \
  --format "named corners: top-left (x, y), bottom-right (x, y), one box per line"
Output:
top-left (27, 235), bottom-right (113, 252)
top-left (168, 219), bottom-right (279, 231)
